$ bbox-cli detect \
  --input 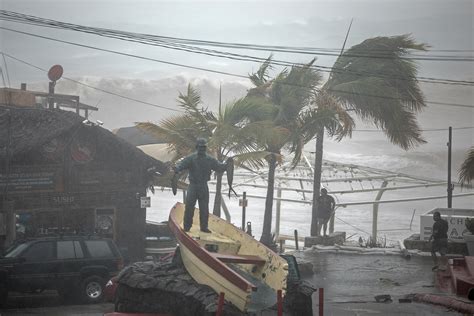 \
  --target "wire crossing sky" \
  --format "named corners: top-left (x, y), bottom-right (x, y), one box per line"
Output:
top-left (0, 10), bottom-right (473, 87)
top-left (0, 0), bottom-right (472, 134)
